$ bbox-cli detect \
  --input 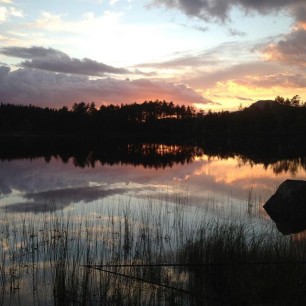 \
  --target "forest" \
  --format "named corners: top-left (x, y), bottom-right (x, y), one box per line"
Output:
top-left (1, 96), bottom-right (306, 141)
